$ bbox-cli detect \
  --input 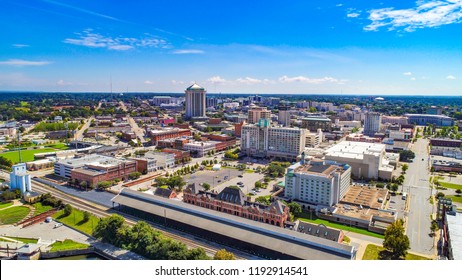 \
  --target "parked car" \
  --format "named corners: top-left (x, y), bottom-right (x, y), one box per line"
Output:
top-left (54, 223), bottom-right (63, 228)
top-left (238, 175), bottom-right (243, 178)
